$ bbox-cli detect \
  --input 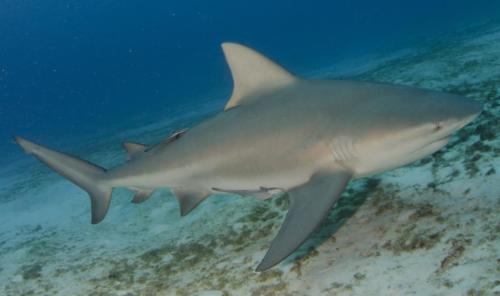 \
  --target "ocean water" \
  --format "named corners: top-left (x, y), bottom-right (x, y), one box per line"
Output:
top-left (1, 1), bottom-right (500, 295)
